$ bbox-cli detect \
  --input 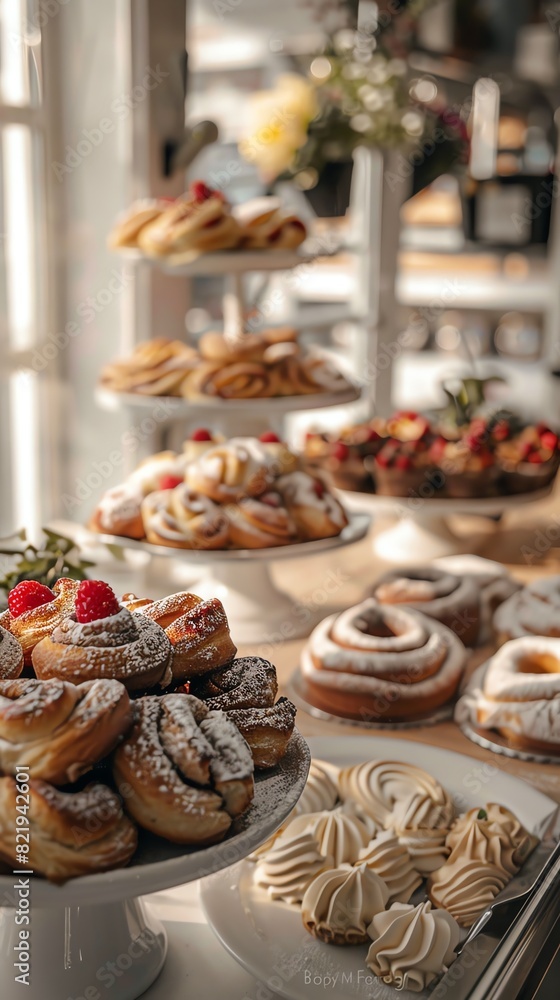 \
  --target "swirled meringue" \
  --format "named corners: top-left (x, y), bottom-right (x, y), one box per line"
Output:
top-left (283, 803), bottom-right (374, 866)
top-left (367, 900), bottom-right (460, 992)
top-left (302, 863), bottom-right (389, 945)
top-left (338, 760), bottom-right (455, 831)
top-left (293, 759), bottom-right (339, 816)
top-left (395, 826), bottom-right (450, 876)
top-left (427, 856), bottom-right (509, 927)
top-left (357, 831), bottom-right (422, 904)
top-left (254, 831), bottom-right (331, 903)
top-left (447, 804), bottom-right (538, 868)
